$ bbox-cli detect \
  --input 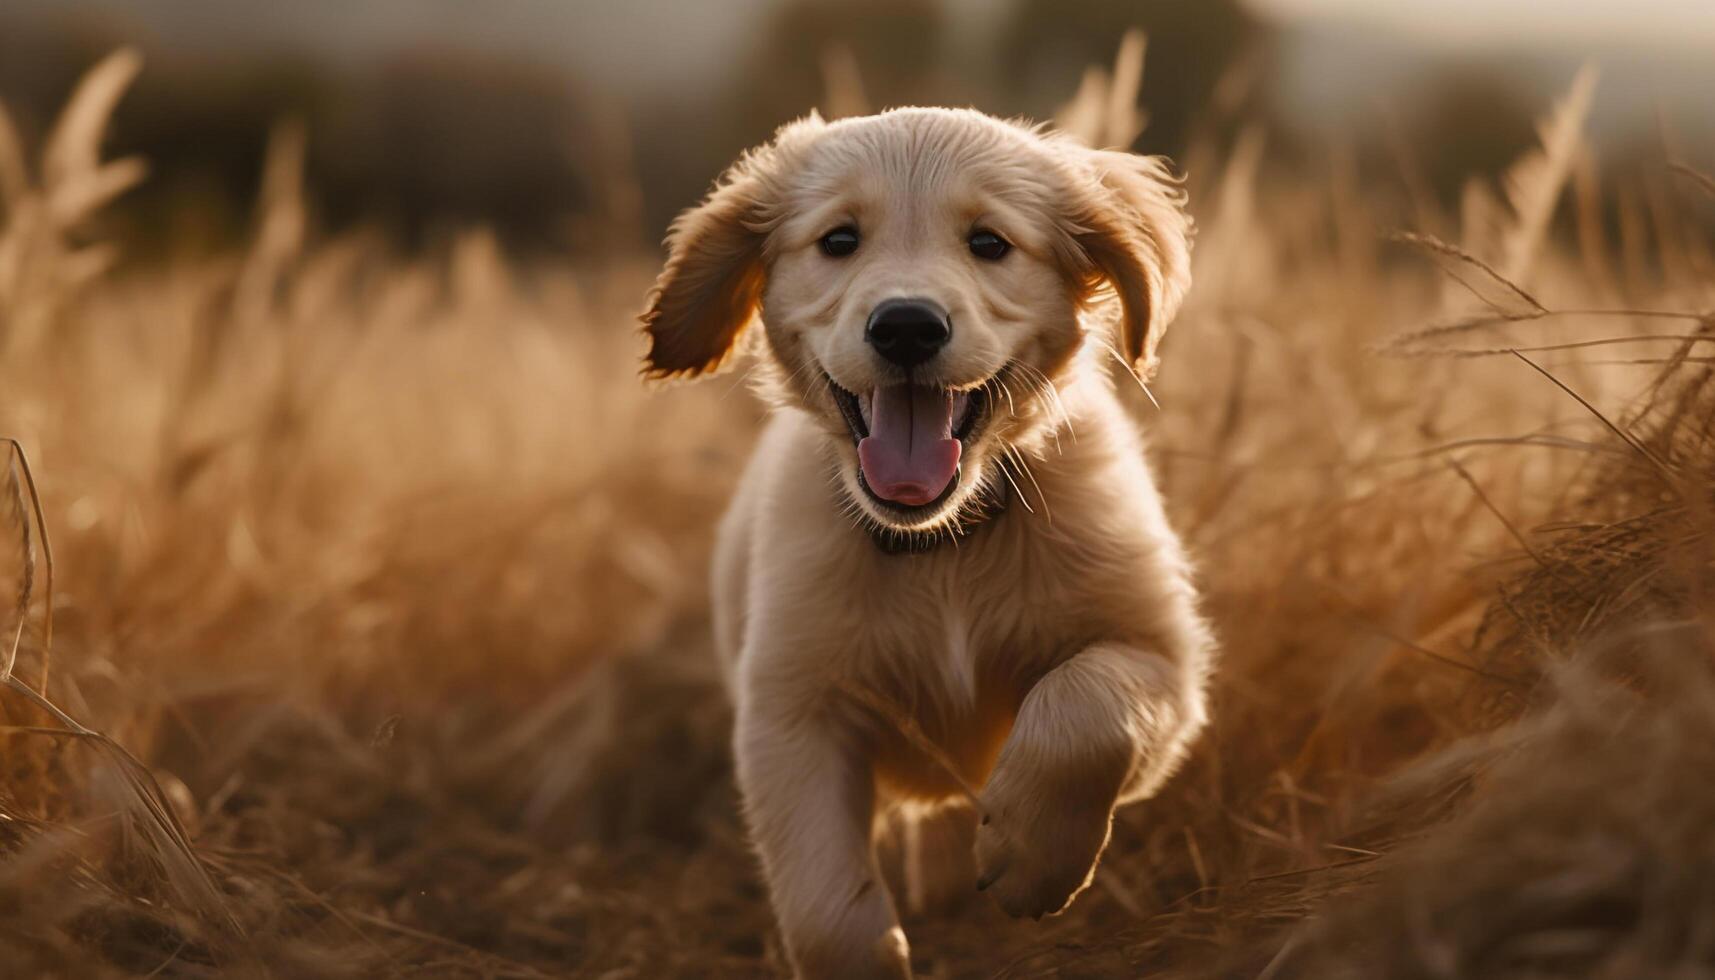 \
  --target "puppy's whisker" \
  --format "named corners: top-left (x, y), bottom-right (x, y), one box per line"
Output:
top-left (1001, 446), bottom-right (1042, 518)
top-left (1013, 362), bottom-right (1076, 446)
top-left (801, 362), bottom-right (834, 396)
top-left (991, 375), bottom-right (1018, 419)
top-left (1101, 342), bottom-right (1160, 411)
top-left (770, 356), bottom-right (830, 410)
top-left (726, 361), bottom-right (768, 402)
top-left (1006, 370), bottom-right (1063, 454)
top-left (1003, 441), bottom-right (1052, 523)
top-left (992, 447), bottom-right (1035, 516)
